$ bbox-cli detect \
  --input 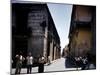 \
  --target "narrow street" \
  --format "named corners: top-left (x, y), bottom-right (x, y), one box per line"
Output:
top-left (11, 58), bottom-right (81, 74)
